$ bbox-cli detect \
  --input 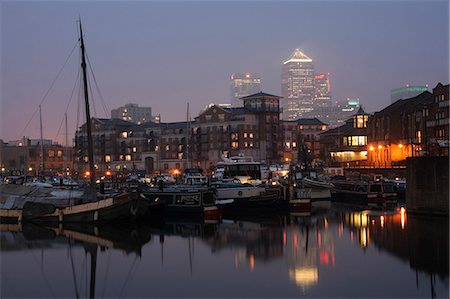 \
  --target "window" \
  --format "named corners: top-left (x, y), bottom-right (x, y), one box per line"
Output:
top-left (218, 114), bottom-right (225, 121)
top-left (125, 155), bottom-right (132, 161)
top-left (178, 153), bottom-right (184, 159)
top-left (166, 145), bottom-right (170, 151)
top-left (231, 141), bottom-right (238, 149)
top-left (121, 131), bottom-right (128, 138)
top-left (48, 150), bottom-right (55, 158)
top-left (286, 142), bottom-right (291, 148)
top-left (249, 133), bottom-right (254, 139)
top-left (231, 133), bottom-right (238, 141)
top-left (416, 131), bottom-right (422, 143)
top-left (292, 142), bottom-right (297, 148)
top-left (132, 146), bottom-right (137, 153)
top-left (57, 150), bottom-right (63, 158)
top-left (119, 155), bottom-right (124, 161)
top-left (205, 115), bottom-right (212, 121)
top-left (105, 155), bottom-right (111, 163)
top-left (244, 133), bottom-right (248, 138)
